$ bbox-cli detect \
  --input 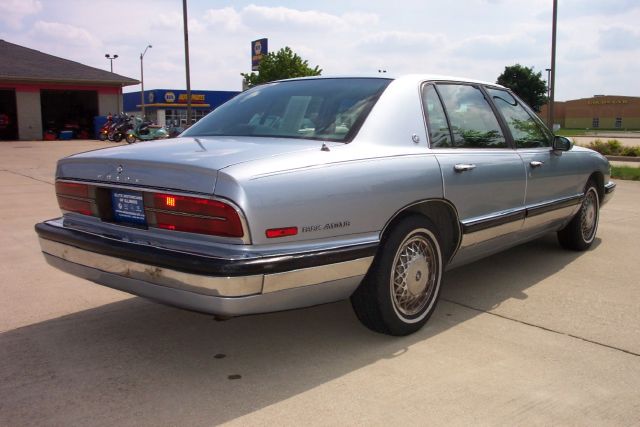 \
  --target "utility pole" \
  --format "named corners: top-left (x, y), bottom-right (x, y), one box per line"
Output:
top-left (545, 68), bottom-right (552, 127)
top-left (549, 0), bottom-right (558, 131)
top-left (140, 44), bottom-right (152, 119)
top-left (183, 0), bottom-right (192, 126)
